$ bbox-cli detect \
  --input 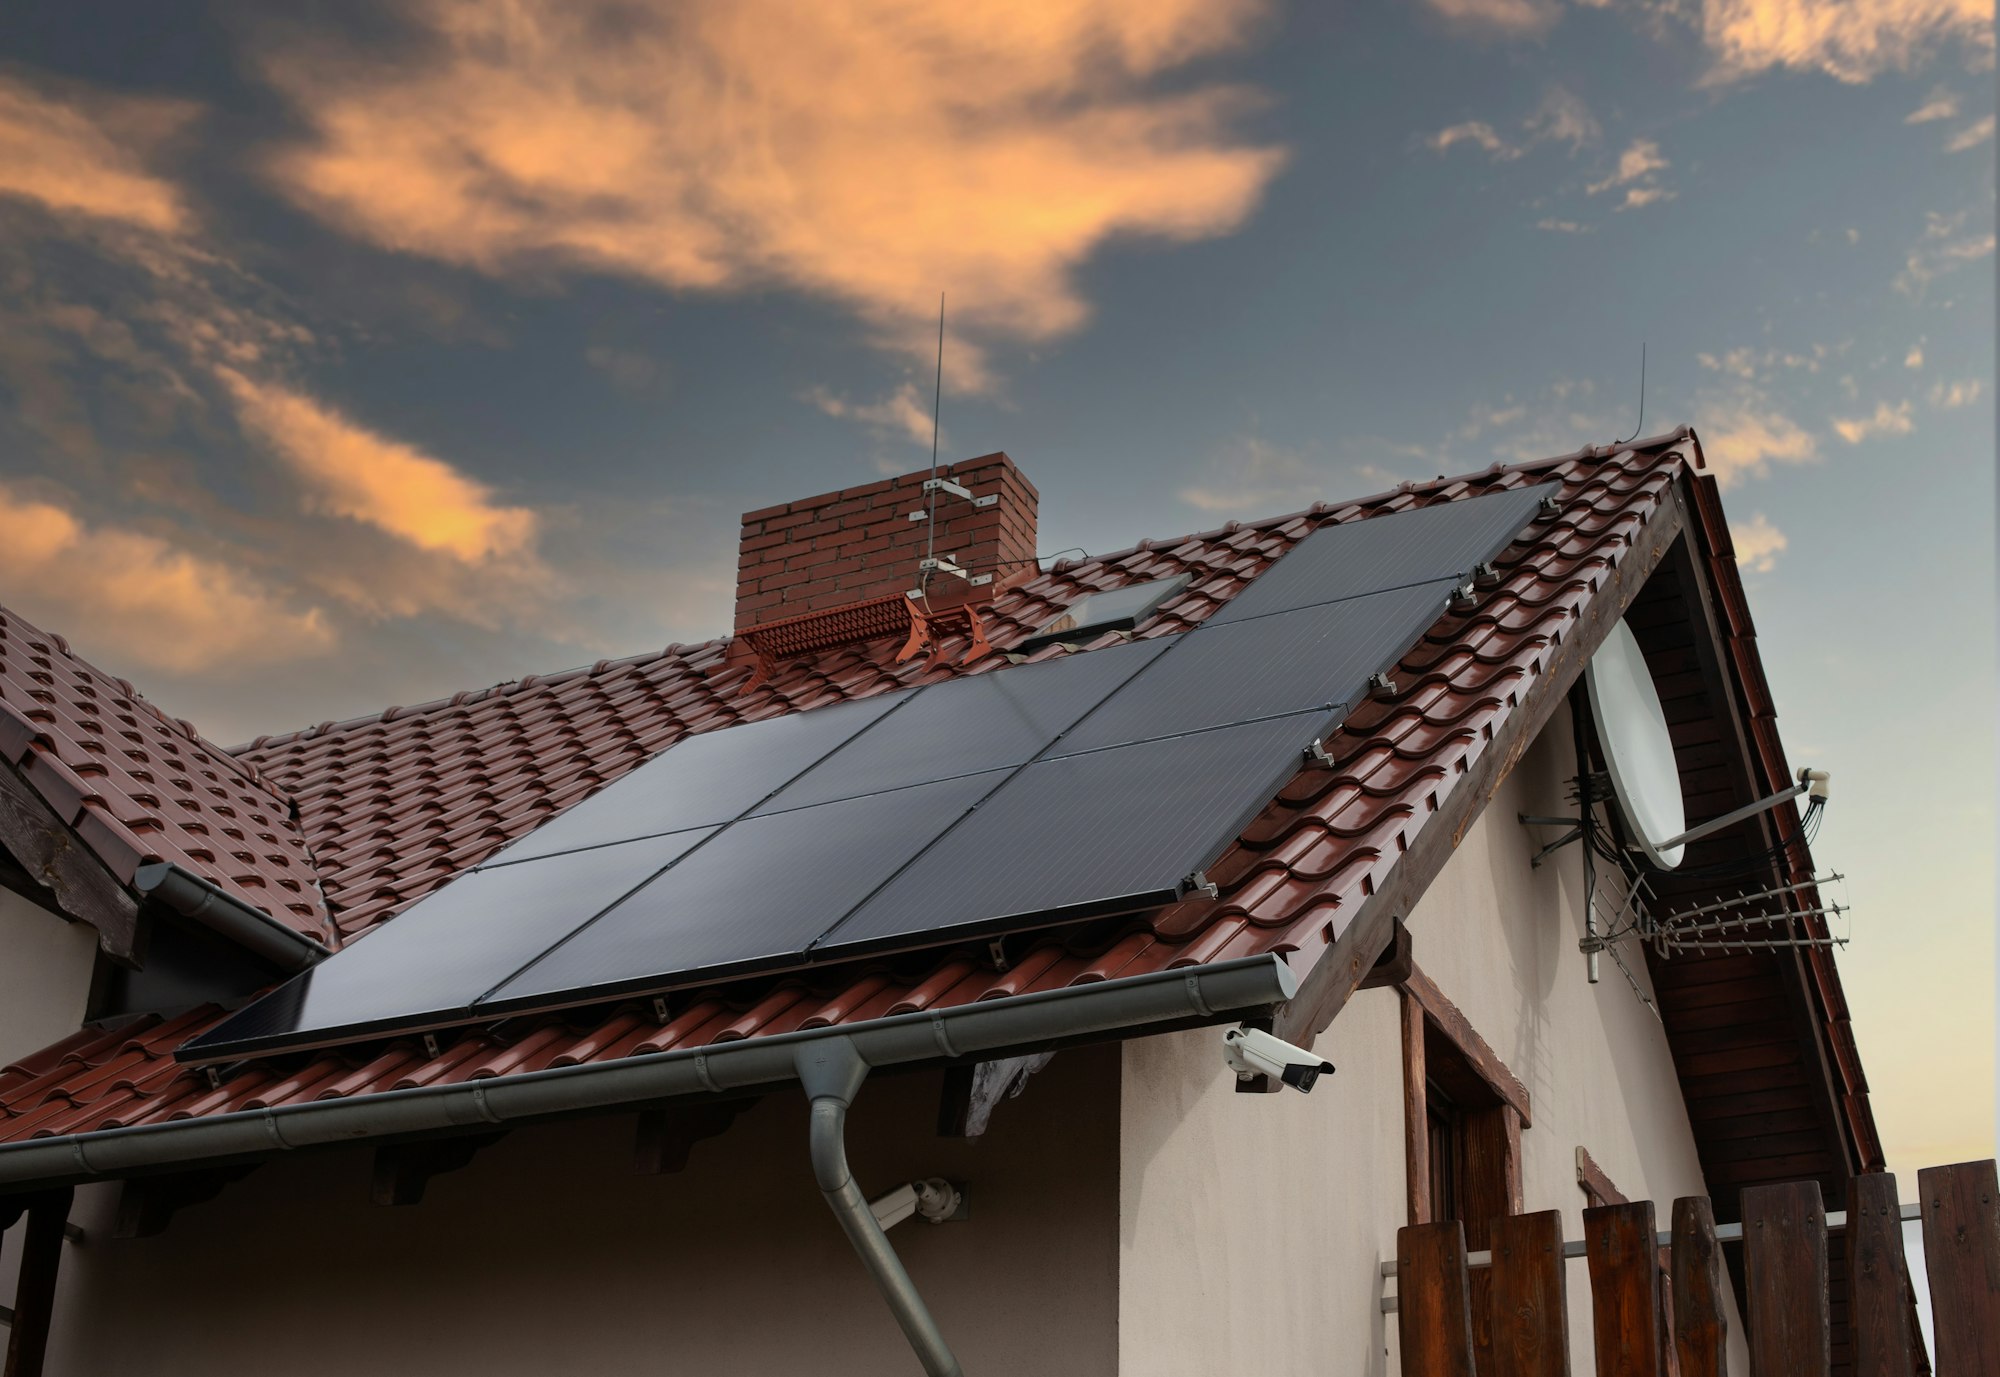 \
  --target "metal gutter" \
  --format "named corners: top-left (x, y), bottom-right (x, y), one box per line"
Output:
top-left (132, 862), bottom-right (328, 973)
top-left (0, 952), bottom-right (1295, 1190)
